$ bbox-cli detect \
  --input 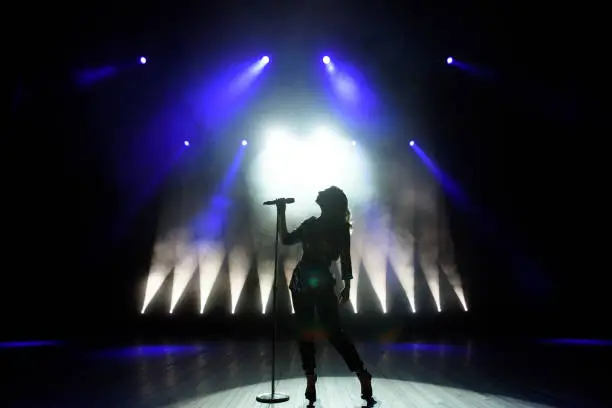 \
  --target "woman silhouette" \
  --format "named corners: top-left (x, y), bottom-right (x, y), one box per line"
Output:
top-left (277, 186), bottom-right (374, 405)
